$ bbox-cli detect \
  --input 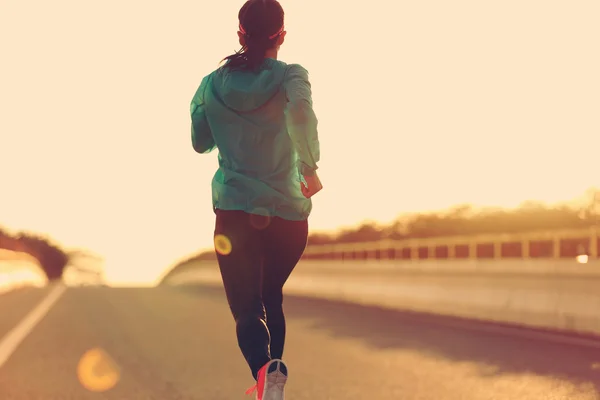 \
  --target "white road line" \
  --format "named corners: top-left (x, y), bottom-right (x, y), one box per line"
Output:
top-left (0, 283), bottom-right (67, 367)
